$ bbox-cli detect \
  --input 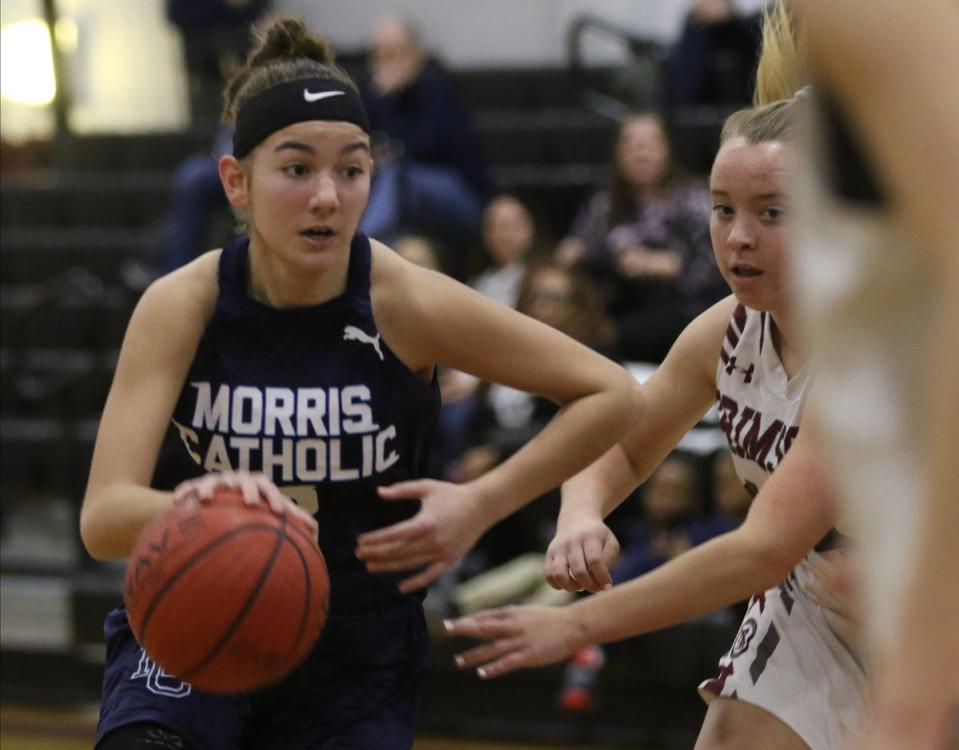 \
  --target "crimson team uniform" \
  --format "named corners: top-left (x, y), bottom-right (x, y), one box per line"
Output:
top-left (697, 302), bottom-right (867, 750)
